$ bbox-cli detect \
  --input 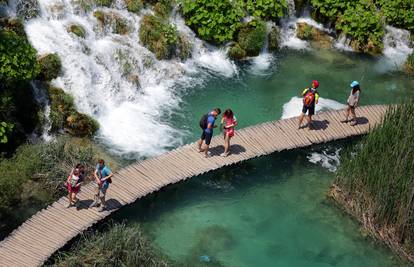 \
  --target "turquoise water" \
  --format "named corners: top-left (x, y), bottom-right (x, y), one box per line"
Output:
top-left (114, 49), bottom-right (413, 266)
